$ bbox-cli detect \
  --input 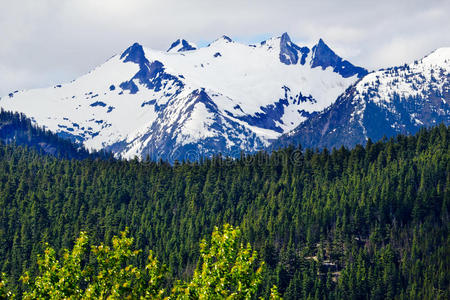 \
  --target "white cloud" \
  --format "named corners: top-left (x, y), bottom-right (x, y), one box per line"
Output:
top-left (0, 0), bottom-right (449, 95)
